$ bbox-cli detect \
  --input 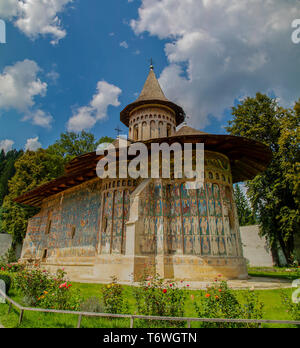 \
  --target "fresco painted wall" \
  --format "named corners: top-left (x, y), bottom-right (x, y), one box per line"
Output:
top-left (136, 151), bottom-right (242, 259)
top-left (22, 151), bottom-right (243, 266)
top-left (22, 179), bottom-right (102, 259)
top-left (100, 179), bottom-right (135, 255)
